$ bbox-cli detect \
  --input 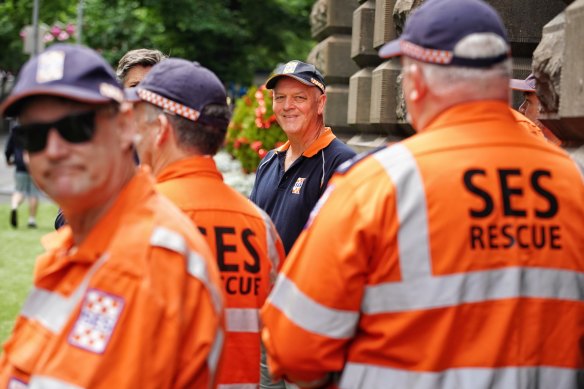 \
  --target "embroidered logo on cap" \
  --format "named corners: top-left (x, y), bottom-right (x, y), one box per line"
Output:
top-left (68, 289), bottom-right (124, 354)
top-left (310, 77), bottom-right (325, 91)
top-left (282, 61), bottom-right (299, 74)
top-left (292, 177), bottom-right (306, 194)
top-left (36, 50), bottom-right (65, 83)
